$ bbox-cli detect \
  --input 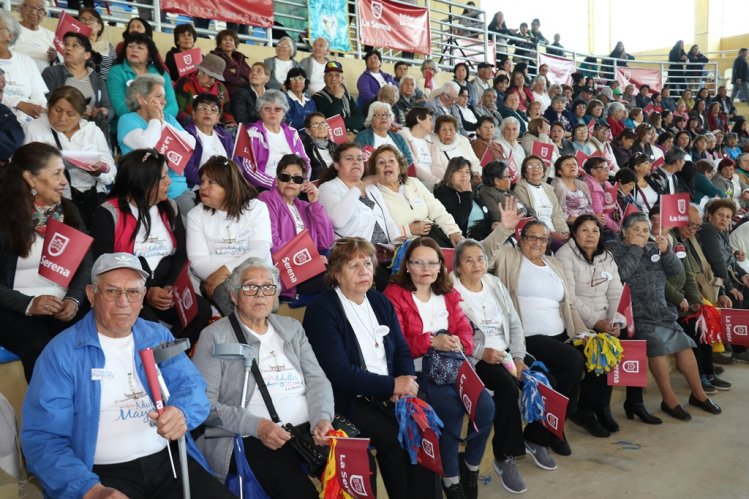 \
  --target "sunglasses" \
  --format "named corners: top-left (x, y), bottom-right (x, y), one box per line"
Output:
top-left (278, 173), bottom-right (304, 184)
